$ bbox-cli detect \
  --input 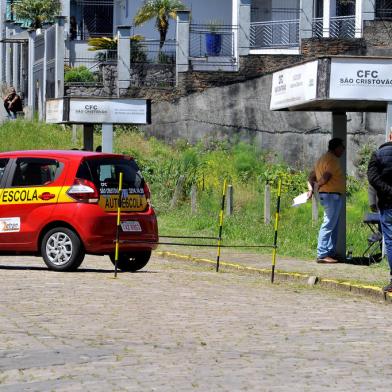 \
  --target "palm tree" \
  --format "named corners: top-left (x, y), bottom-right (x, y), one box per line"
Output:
top-left (133, 0), bottom-right (186, 49)
top-left (13, 0), bottom-right (61, 29)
